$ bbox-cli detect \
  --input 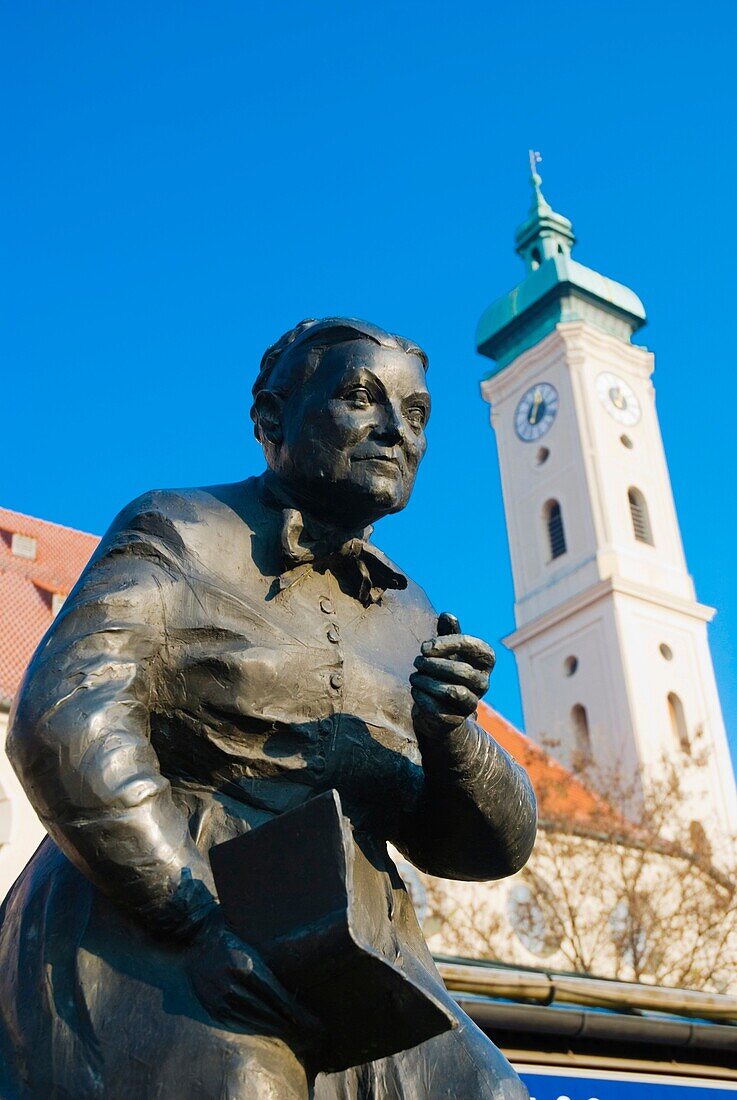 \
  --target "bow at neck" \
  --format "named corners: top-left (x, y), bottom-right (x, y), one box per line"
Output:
top-left (261, 477), bottom-right (406, 607)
